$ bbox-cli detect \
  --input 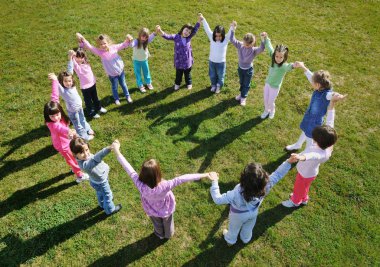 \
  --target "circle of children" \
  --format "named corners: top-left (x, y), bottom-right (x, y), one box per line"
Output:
top-left (43, 13), bottom-right (346, 245)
